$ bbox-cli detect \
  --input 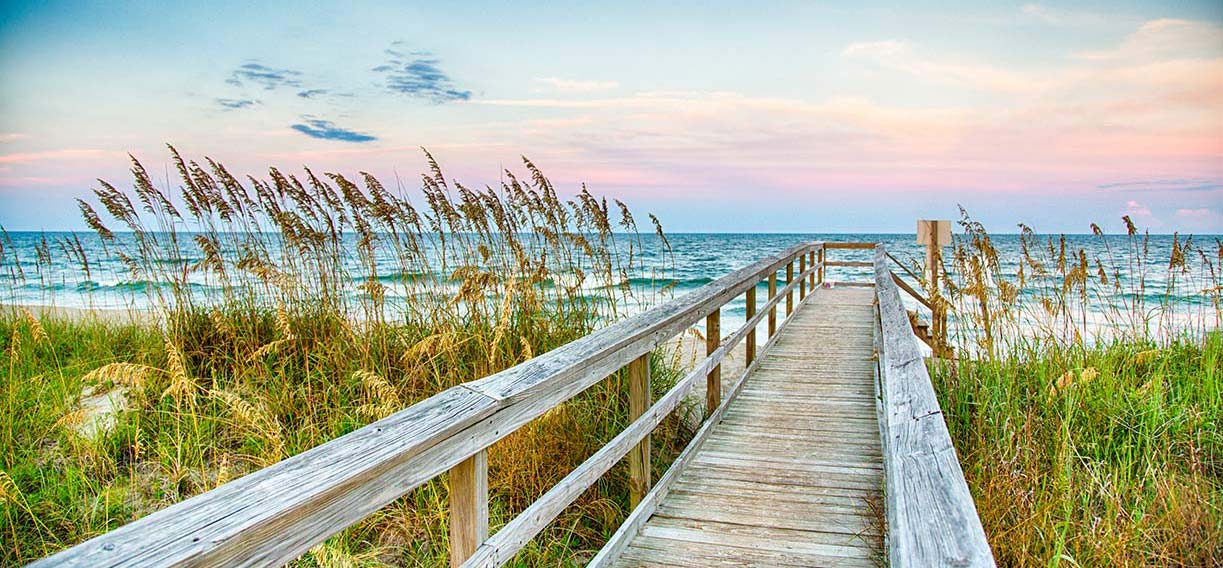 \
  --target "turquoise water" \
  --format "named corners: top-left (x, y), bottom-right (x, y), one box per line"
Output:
top-left (2, 231), bottom-right (1218, 336)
